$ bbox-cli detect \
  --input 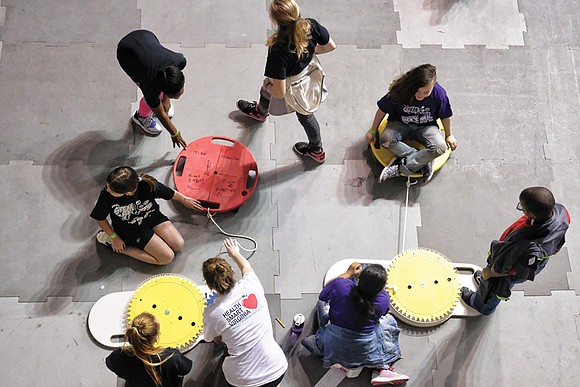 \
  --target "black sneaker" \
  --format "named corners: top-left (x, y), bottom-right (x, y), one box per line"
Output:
top-left (420, 161), bottom-right (434, 183)
top-left (293, 142), bottom-right (326, 163)
top-left (461, 287), bottom-right (474, 306)
top-left (236, 99), bottom-right (268, 122)
top-left (473, 270), bottom-right (483, 286)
